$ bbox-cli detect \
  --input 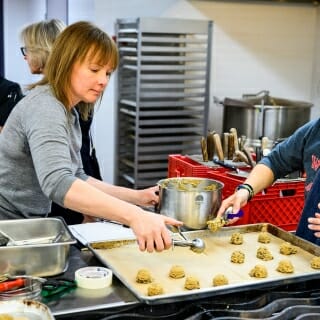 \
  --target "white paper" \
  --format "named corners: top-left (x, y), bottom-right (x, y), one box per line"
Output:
top-left (69, 221), bottom-right (135, 245)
